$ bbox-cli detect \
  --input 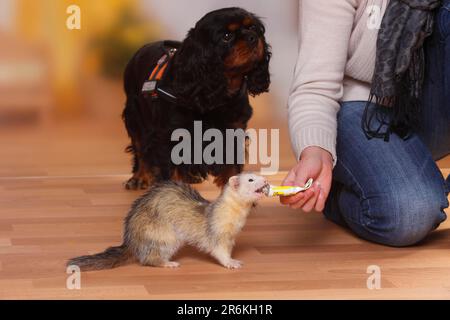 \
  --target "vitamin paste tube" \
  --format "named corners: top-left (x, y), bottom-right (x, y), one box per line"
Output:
top-left (263, 178), bottom-right (314, 197)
